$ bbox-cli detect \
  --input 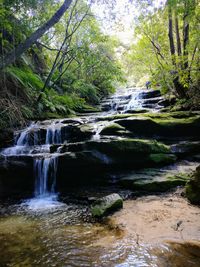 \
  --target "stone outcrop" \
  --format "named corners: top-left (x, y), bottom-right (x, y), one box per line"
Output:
top-left (91, 193), bottom-right (123, 217)
top-left (186, 165), bottom-right (200, 204)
